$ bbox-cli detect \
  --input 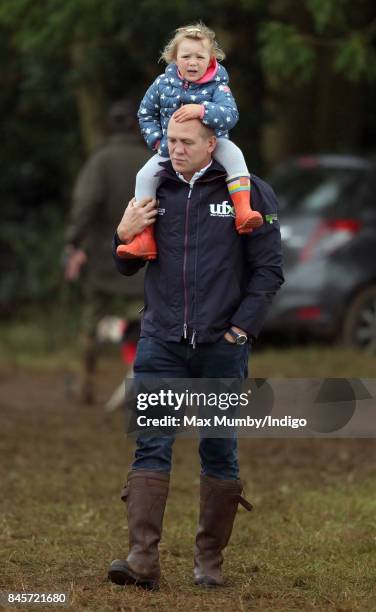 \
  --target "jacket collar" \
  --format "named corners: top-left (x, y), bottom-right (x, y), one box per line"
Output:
top-left (176, 58), bottom-right (219, 84)
top-left (164, 62), bottom-right (229, 86)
